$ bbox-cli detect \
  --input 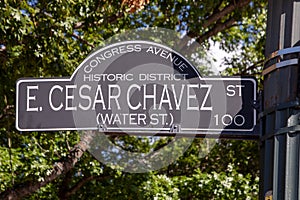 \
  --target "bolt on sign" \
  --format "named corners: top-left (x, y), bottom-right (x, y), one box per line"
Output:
top-left (265, 191), bottom-right (273, 200)
top-left (16, 40), bottom-right (257, 138)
